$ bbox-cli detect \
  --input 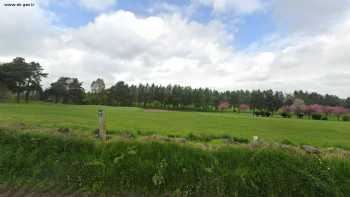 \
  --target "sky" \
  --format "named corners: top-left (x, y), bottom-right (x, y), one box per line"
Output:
top-left (1, 0), bottom-right (350, 97)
